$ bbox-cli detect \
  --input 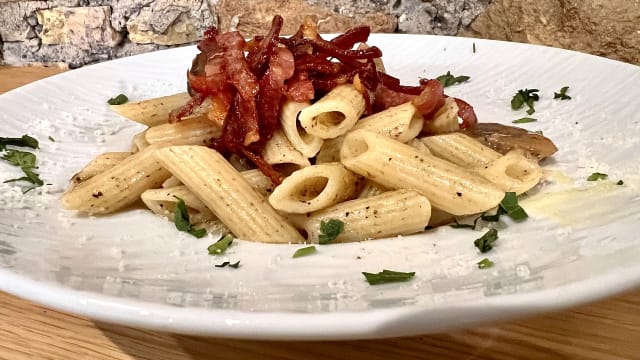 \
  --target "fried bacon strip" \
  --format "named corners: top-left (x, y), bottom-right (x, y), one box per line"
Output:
top-left (175, 16), bottom-right (480, 182)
